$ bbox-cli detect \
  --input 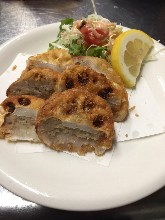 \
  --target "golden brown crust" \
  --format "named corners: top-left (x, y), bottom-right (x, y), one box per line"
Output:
top-left (1, 95), bottom-right (45, 112)
top-left (37, 89), bottom-right (114, 132)
top-left (27, 48), bottom-right (73, 72)
top-left (20, 67), bottom-right (60, 81)
top-left (1, 48), bottom-right (129, 154)
top-left (7, 68), bottom-right (60, 99)
top-left (59, 65), bottom-right (128, 121)
top-left (0, 95), bottom-right (45, 139)
top-left (46, 143), bottom-right (95, 156)
top-left (73, 56), bottom-right (124, 86)
top-left (27, 48), bottom-right (124, 89)
top-left (36, 89), bottom-right (115, 155)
